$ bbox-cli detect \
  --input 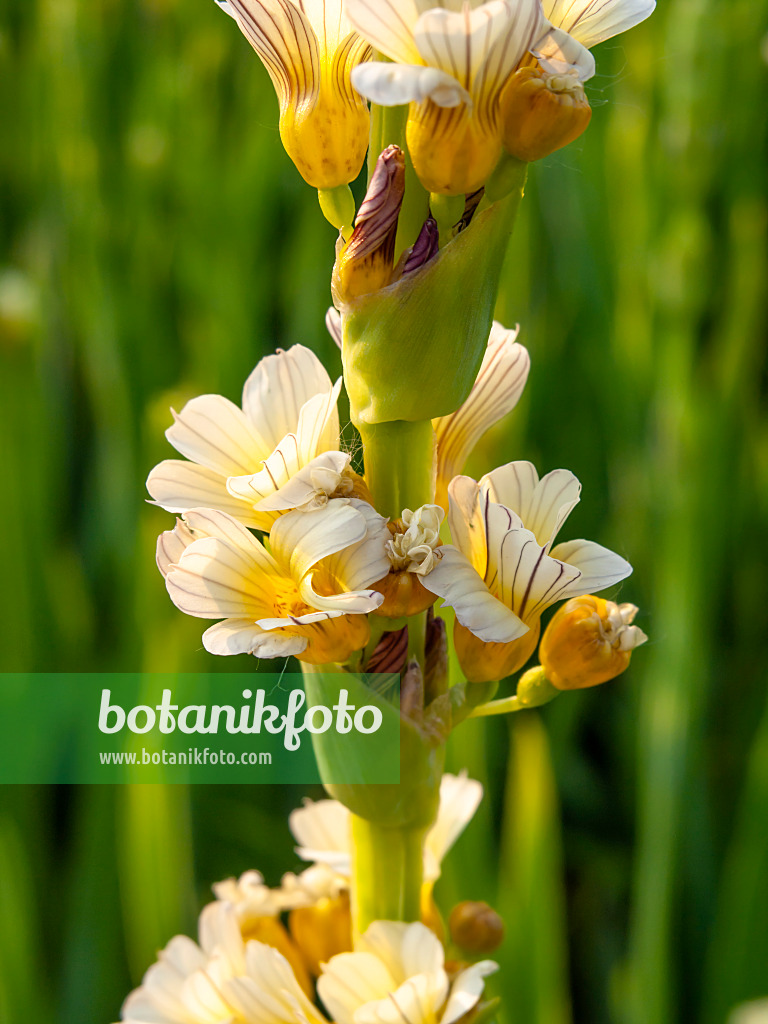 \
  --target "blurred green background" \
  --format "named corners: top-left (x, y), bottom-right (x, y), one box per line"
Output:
top-left (1, 0), bottom-right (766, 1021)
